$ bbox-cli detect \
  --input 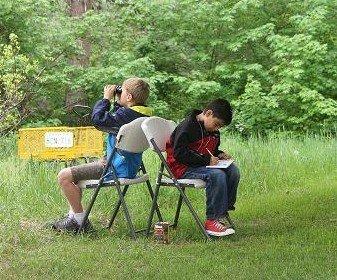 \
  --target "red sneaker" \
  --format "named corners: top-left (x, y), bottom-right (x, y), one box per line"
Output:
top-left (204, 219), bottom-right (235, 237)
